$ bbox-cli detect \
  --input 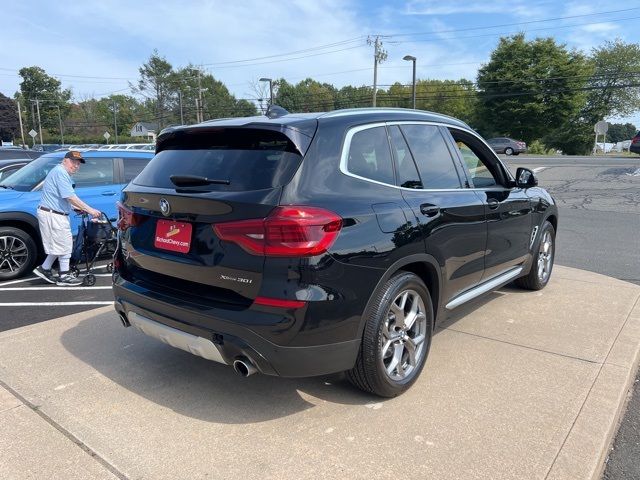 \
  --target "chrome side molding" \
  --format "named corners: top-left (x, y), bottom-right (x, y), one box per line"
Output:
top-left (445, 266), bottom-right (523, 310)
